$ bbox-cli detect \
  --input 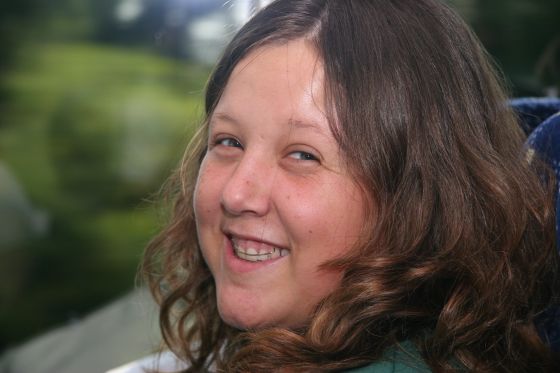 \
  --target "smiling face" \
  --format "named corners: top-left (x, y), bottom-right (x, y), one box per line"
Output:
top-left (193, 39), bottom-right (366, 330)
